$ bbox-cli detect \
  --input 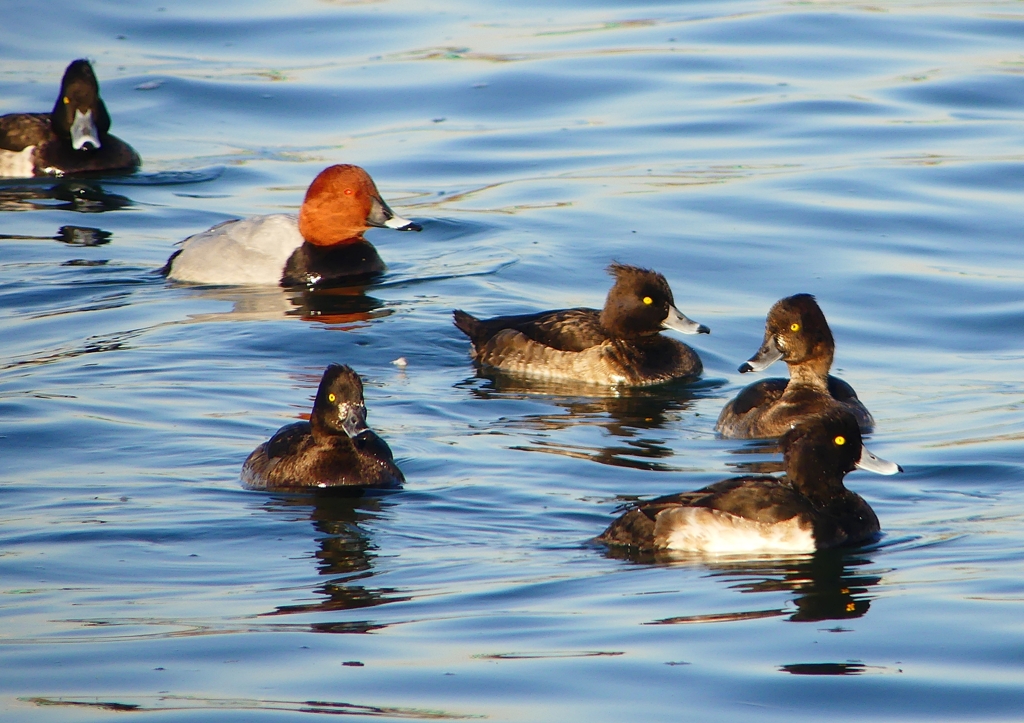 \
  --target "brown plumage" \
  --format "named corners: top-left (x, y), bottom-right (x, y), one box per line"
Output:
top-left (0, 59), bottom-right (139, 177)
top-left (599, 408), bottom-right (901, 553)
top-left (242, 364), bottom-right (404, 491)
top-left (453, 263), bottom-right (709, 386)
top-left (716, 294), bottom-right (873, 438)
